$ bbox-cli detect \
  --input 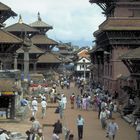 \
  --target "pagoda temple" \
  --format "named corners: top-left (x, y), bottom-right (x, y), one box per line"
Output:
top-left (30, 12), bottom-right (58, 51)
top-left (0, 2), bottom-right (25, 119)
top-left (89, 0), bottom-right (140, 94)
top-left (30, 13), bottom-right (62, 74)
top-left (5, 15), bottom-right (41, 80)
